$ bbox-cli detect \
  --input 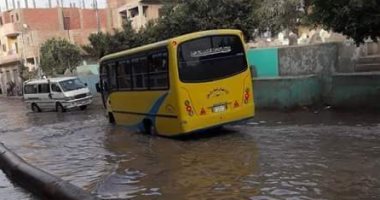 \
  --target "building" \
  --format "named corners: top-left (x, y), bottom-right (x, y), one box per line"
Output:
top-left (107, 0), bottom-right (162, 30)
top-left (0, 6), bottom-right (109, 95)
